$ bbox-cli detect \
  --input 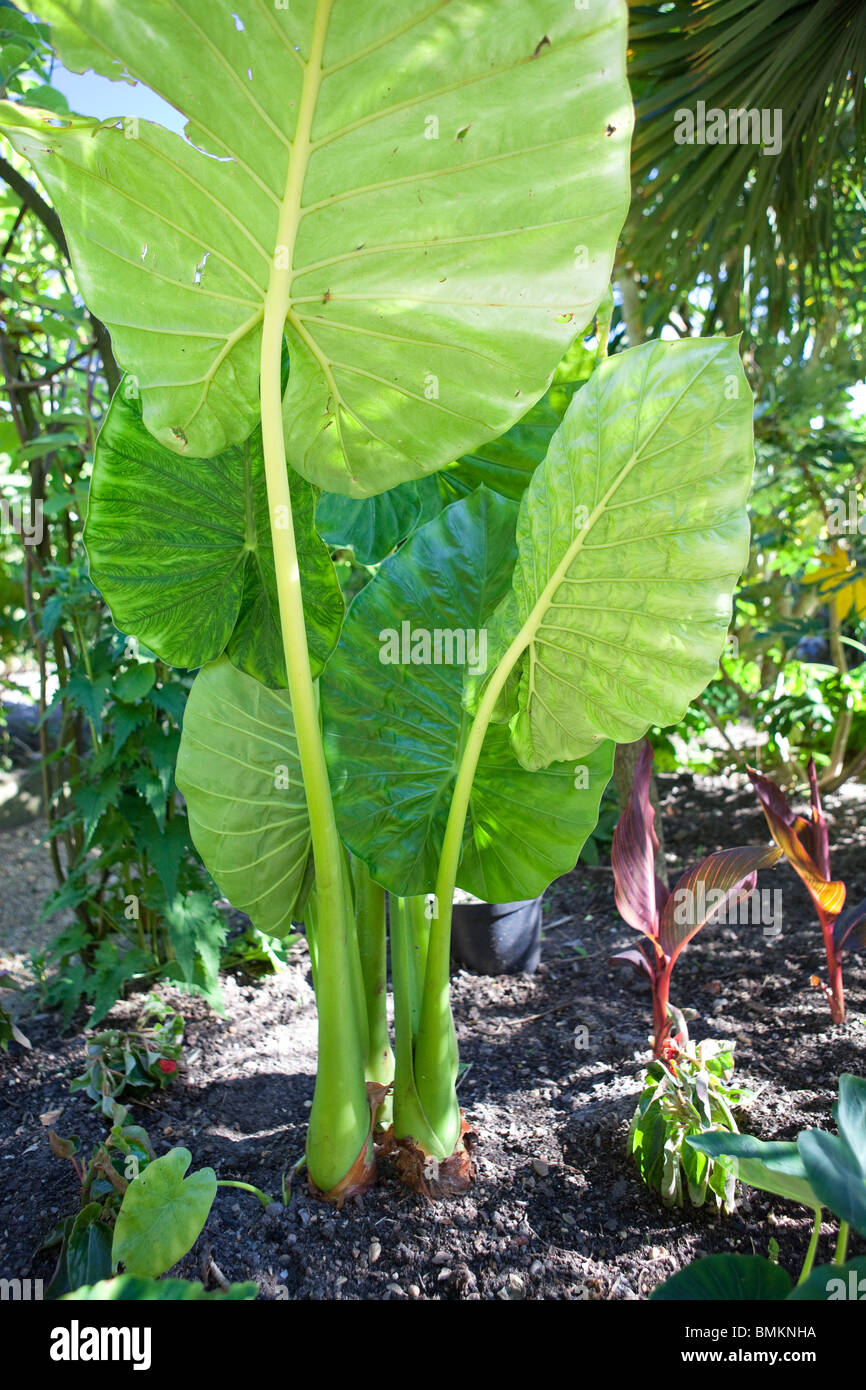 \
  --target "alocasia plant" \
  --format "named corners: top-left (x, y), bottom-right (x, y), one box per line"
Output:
top-left (611, 741), bottom-right (781, 1055)
top-left (748, 757), bottom-right (866, 1022)
top-left (1, 2), bottom-right (757, 1200)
